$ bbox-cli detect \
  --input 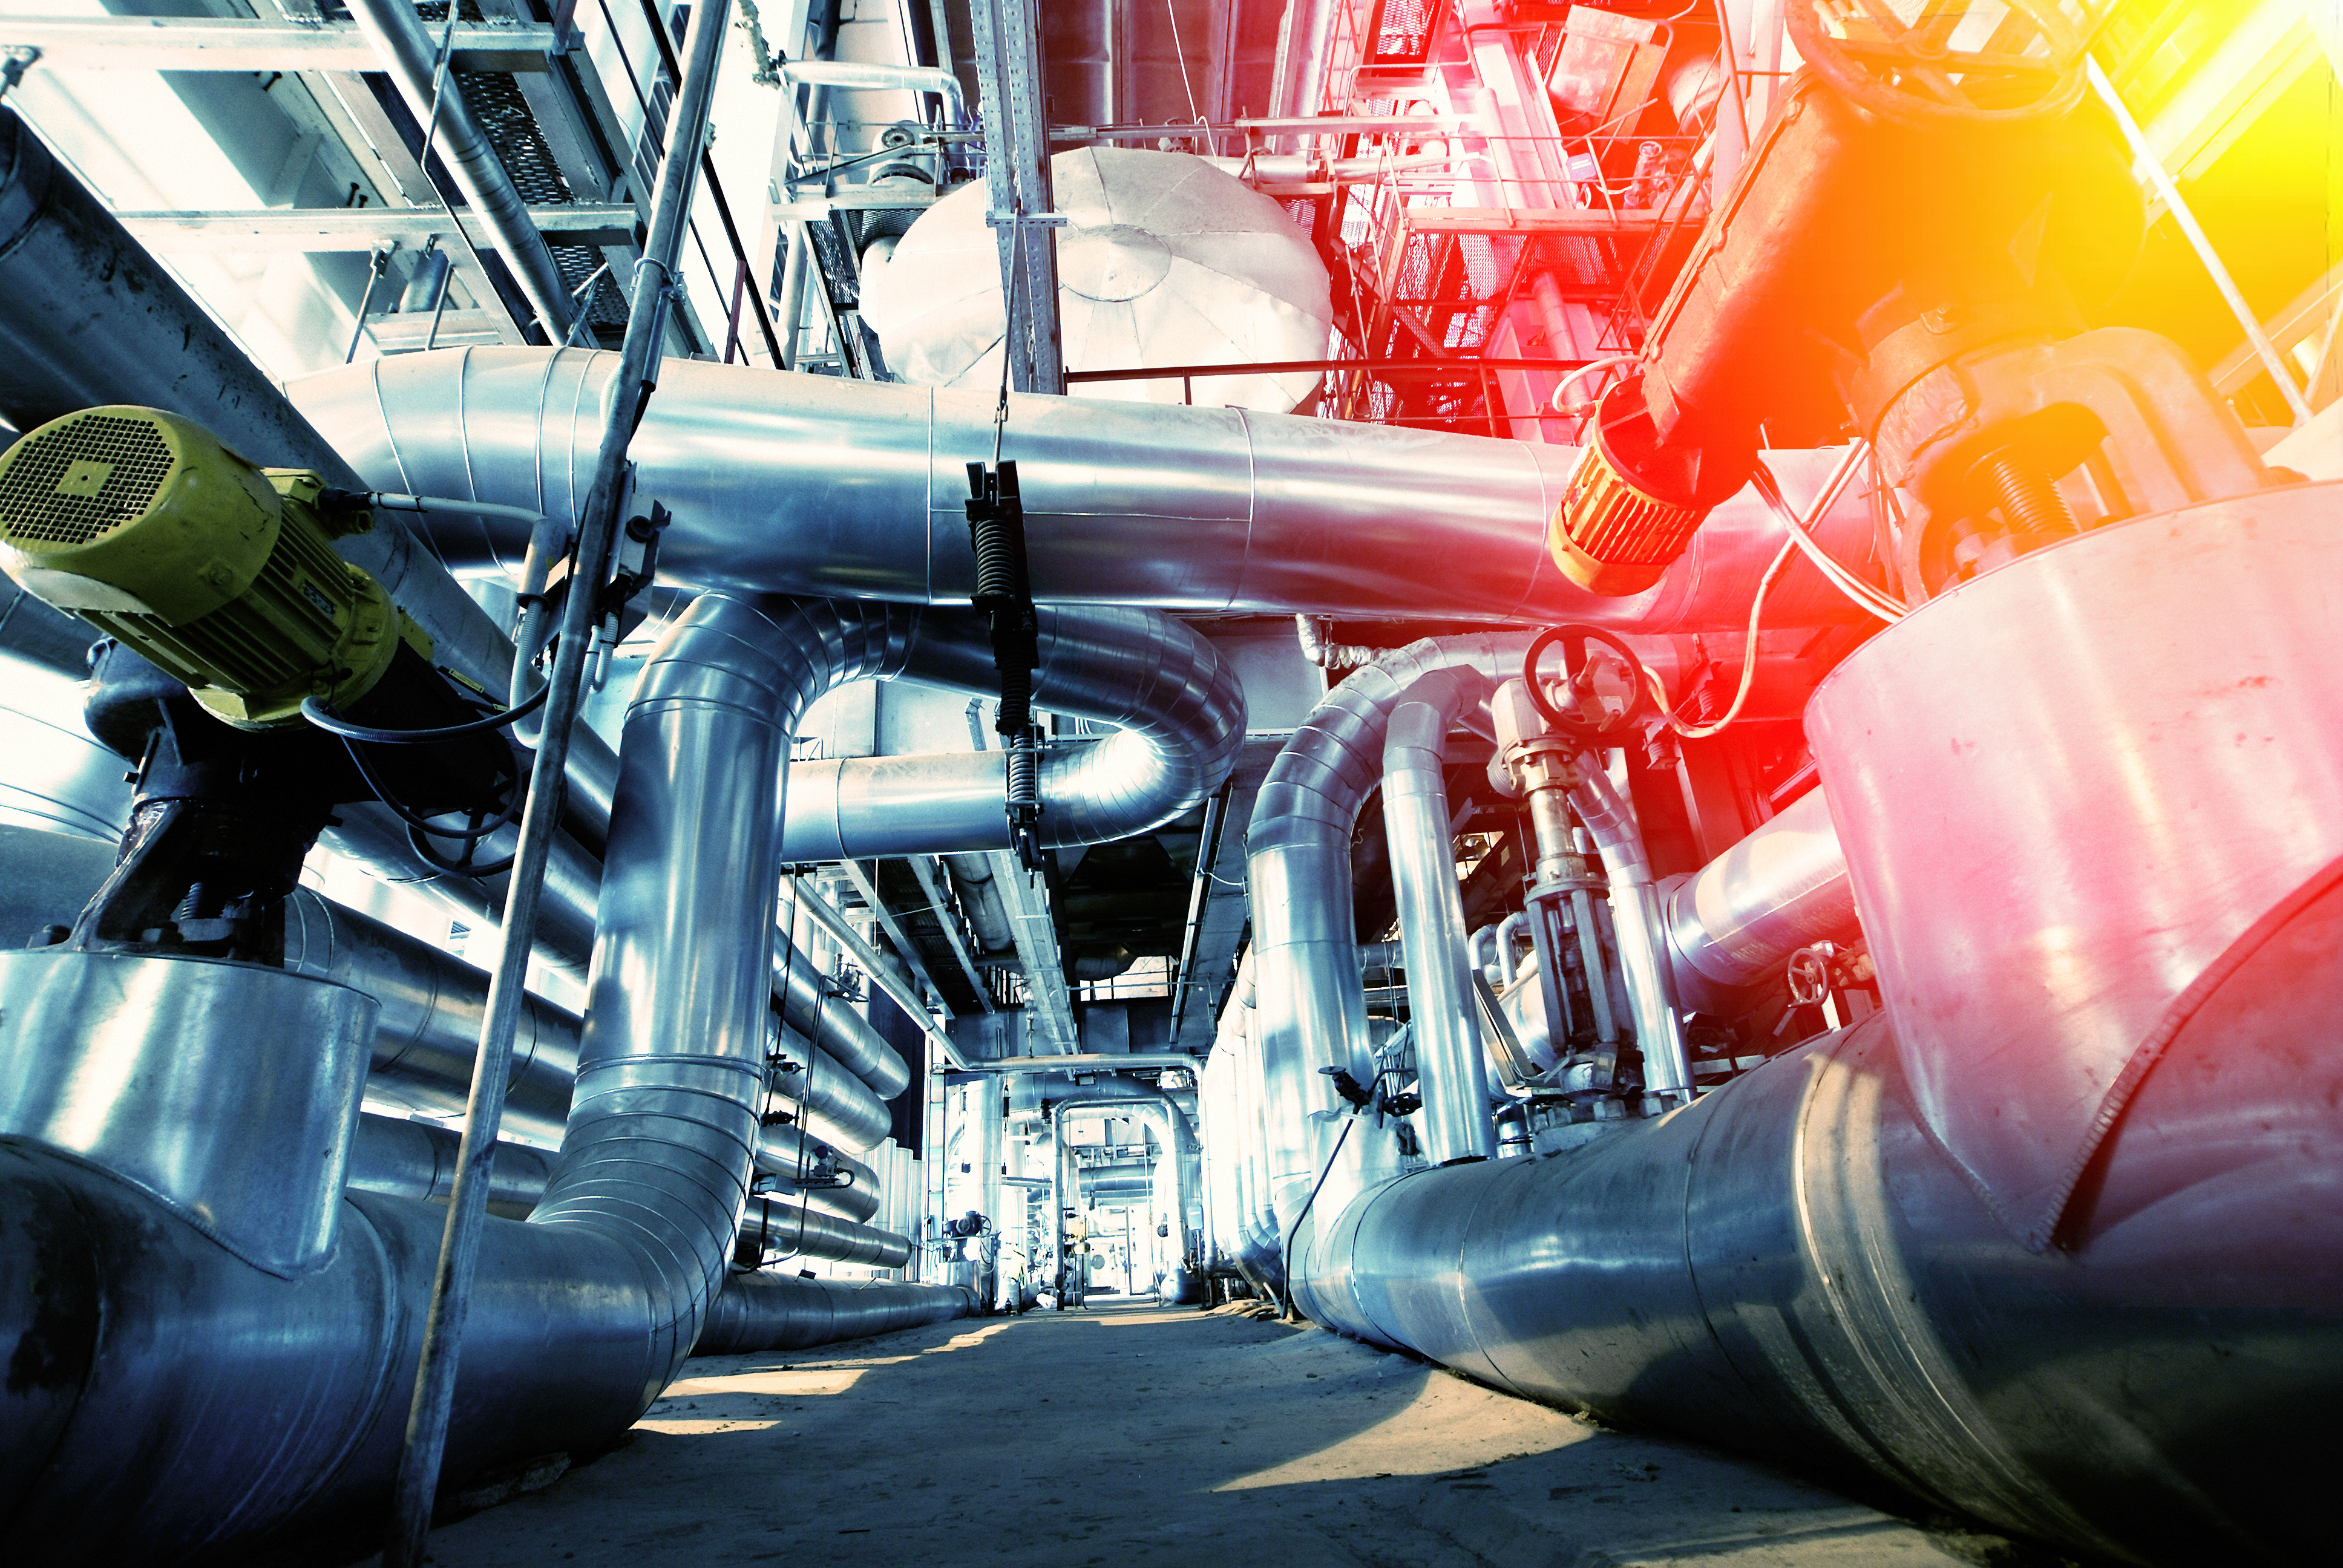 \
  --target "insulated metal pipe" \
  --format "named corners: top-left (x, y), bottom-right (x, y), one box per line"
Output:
top-left (286, 349), bottom-right (1882, 633)
top-left (1660, 786), bottom-right (1857, 1002)
top-left (1051, 1091), bottom-right (1196, 1275)
top-left (692, 1272), bottom-right (975, 1355)
top-left (773, 942), bottom-right (911, 1099)
top-left (768, 1031), bottom-right (892, 1154)
top-left (344, 0), bottom-right (574, 340)
top-left (1288, 993), bottom-right (2343, 1567)
top-left (755, 1123), bottom-right (882, 1224)
top-left (1570, 766), bottom-right (1693, 1102)
top-left (736, 1196), bottom-right (913, 1269)
top-left (1382, 674), bottom-right (1496, 1165)
top-left (1248, 633), bottom-right (1530, 1243)
top-left (347, 1112), bottom-right (552, 1220)
top-left (285, 889), bottom-right (582, 1146)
